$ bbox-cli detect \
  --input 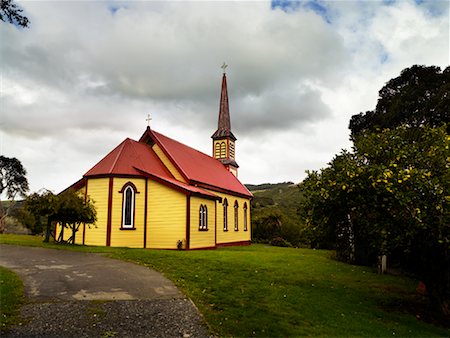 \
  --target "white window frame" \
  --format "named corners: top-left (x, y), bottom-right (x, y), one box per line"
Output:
top-left (122, 185), bottom-right (135, 228)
